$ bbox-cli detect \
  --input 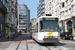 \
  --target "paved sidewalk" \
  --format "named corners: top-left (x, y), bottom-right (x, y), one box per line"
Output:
top-left (0, 37), bottom-right (9, 42)
top-left (0, 34), bottom-right (22, 50)
top-left (0, 35), bottom-right (19, 42)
